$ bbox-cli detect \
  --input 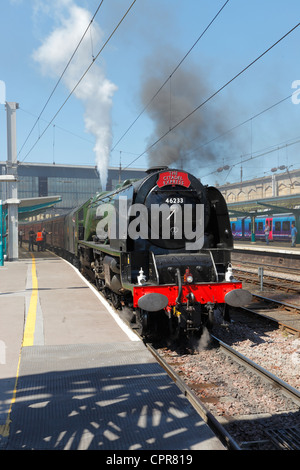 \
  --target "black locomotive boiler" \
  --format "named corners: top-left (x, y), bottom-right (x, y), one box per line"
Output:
top-left (20, 167), bottom-right (252, 341)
